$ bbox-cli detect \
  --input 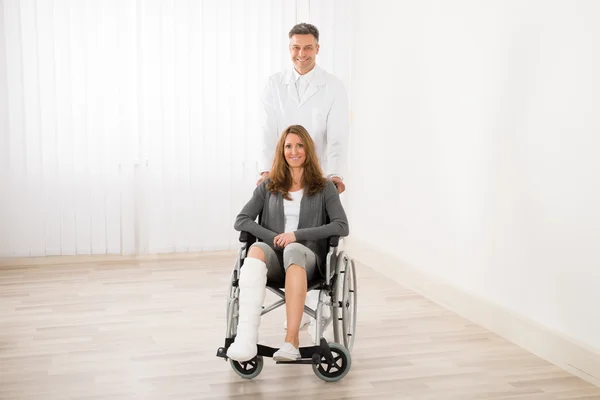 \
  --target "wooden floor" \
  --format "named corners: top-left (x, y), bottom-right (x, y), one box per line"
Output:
top-left (1, 252), bottom-right (599, 400)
